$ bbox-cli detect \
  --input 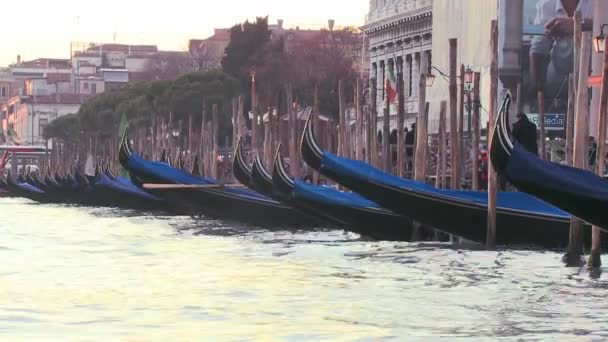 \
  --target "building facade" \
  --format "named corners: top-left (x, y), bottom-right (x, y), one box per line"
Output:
top-left (426, 0), bottom-right (498, 134)
top-left (189, 29), bottom-right (231, 71)
top-left (0, 68), bottom-right (12, 105)
top-left (364, 0), bottom-right (433, 133)
top-left (2, 94), bottom-right (87, 145)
